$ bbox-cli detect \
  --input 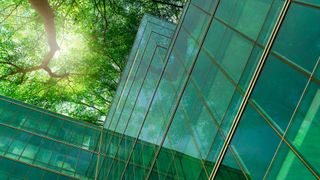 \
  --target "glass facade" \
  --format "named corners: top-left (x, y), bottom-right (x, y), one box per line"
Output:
top-left (102, 0), bottom-right (319, 179)
top-left (1, 1), bottom-right (319, 179)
